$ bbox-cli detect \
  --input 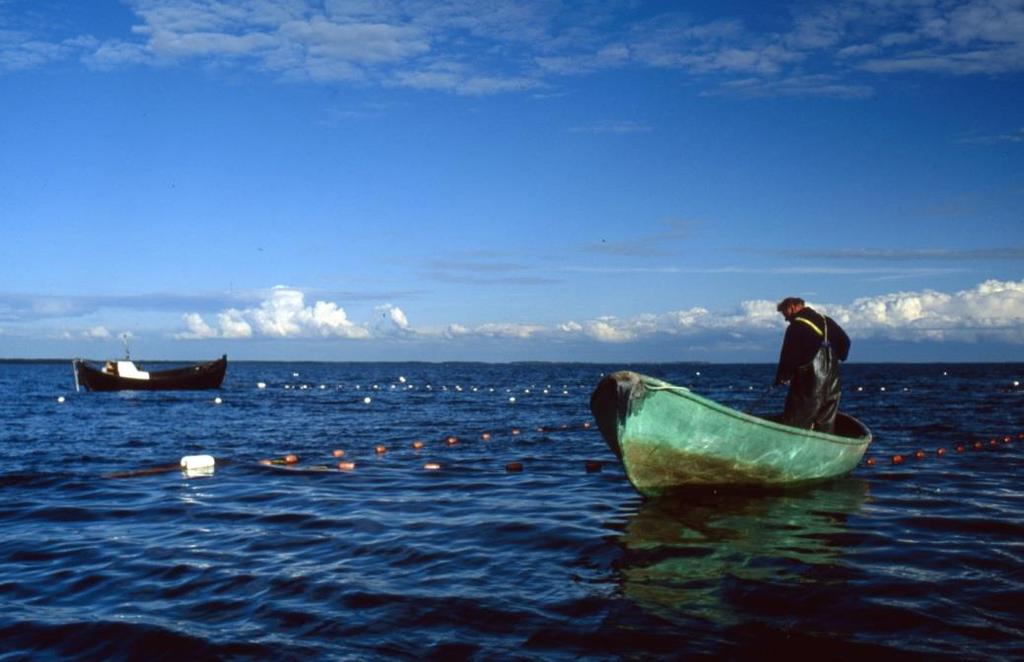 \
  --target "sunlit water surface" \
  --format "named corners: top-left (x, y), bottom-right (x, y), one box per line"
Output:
top-left (1, 361), bottom-right (1021, 660)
